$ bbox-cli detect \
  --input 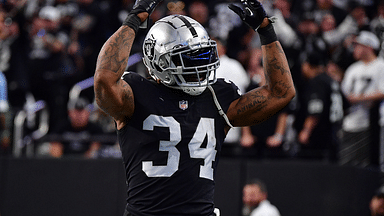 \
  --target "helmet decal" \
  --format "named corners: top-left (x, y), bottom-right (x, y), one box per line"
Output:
top-left (144, 37), bottom-right (156, 61)
top-left (174, 15), bottom-right (198, 38)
